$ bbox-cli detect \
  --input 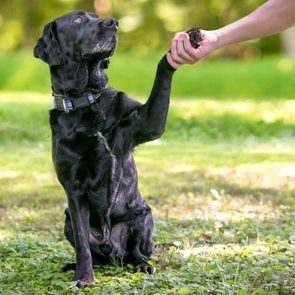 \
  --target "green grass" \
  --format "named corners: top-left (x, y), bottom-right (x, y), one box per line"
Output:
top-left (0, 92), bottom-right (294, 294)
top-left (0, 50), bottom-right (295, 99)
